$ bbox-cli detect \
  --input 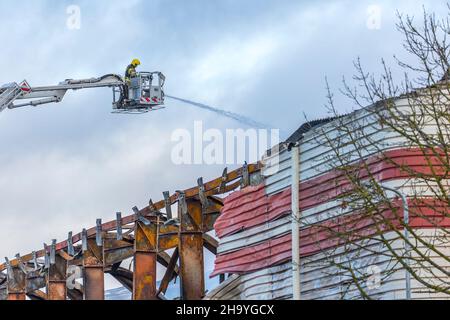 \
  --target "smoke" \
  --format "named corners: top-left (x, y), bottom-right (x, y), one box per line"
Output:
top-left (166, 95), bottom-right (271, 130)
